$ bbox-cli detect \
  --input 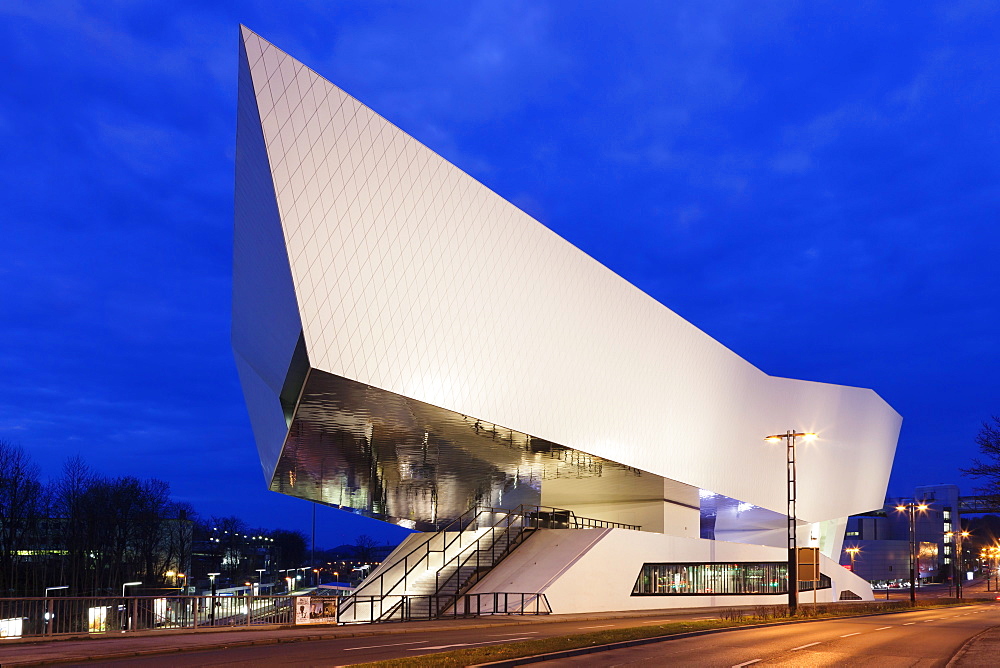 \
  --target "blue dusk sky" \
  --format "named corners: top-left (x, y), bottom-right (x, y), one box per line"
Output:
top-left (1, 1), bottom-right (997, 545)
